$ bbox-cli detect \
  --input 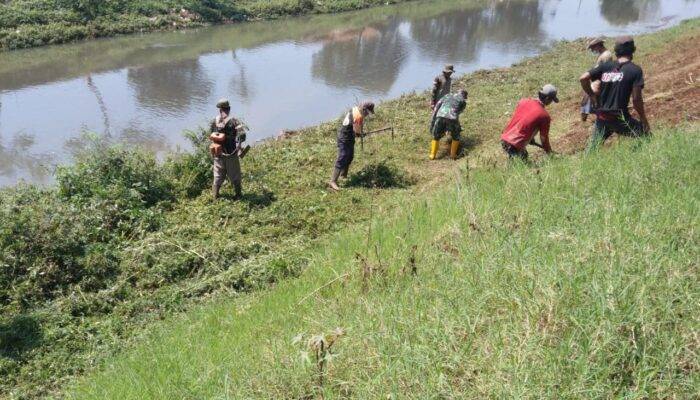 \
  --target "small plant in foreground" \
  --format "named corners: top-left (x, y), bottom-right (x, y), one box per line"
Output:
top-left (294, 327), bottom-right (346, 398)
